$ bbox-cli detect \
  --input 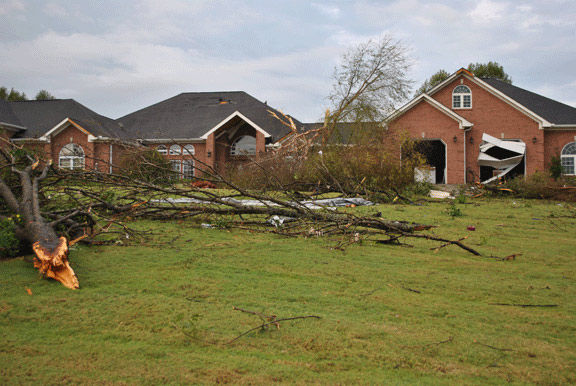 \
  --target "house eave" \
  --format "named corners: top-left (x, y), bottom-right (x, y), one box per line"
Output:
top-left (0, 122), bottom-right (27, 132)
top-left (200, 111), bottom-right (272, 140)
